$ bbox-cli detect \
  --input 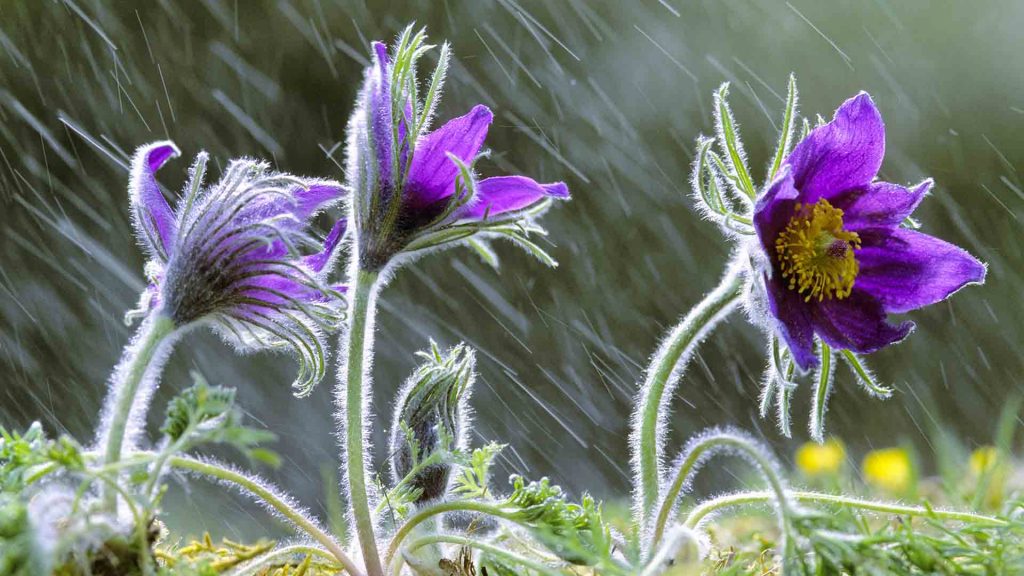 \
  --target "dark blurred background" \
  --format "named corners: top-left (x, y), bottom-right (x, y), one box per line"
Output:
top-left (1, 0), bottom-right (1021, 539)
